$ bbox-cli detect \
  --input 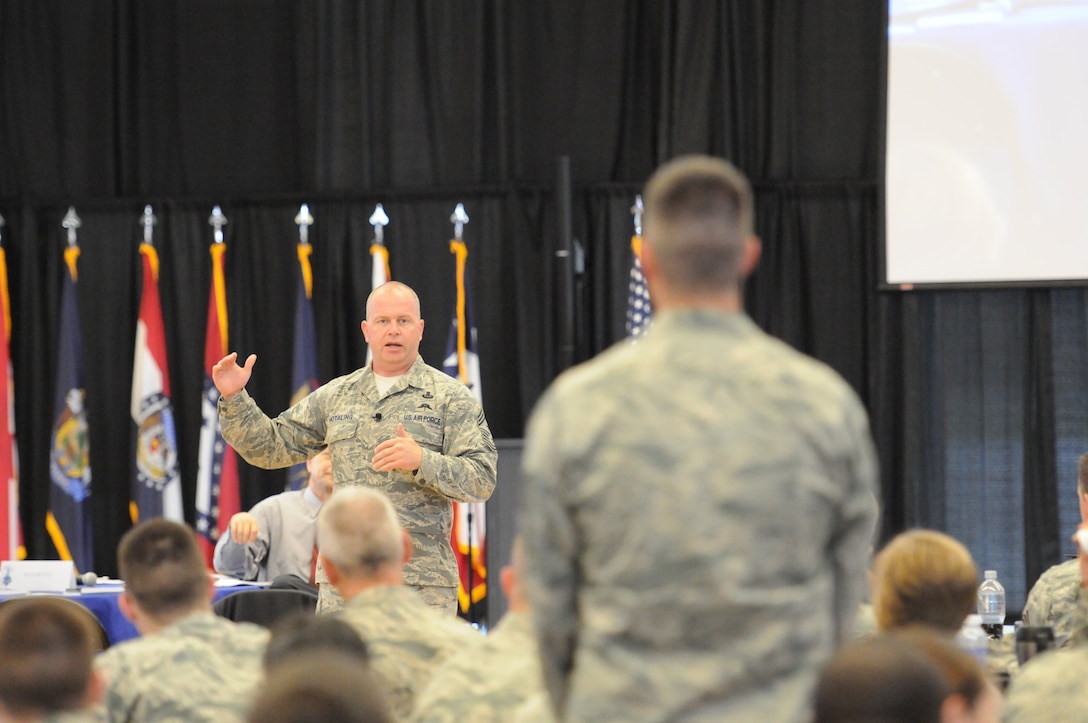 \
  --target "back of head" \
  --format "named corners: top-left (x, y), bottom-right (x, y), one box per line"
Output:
top-left (891, 627), bottom-right (986, 712)
top-left (814, 636), bottom-right (949, 723)
top-left (263, 613), bottom-right (370, 673)
top-left (119, 518), bottom-right (209, 618)
top-left (0, 597), bottom-right (97, 718)
top-left (248, 651), bottom-right (393, 723)
top-left (317, 487), bottom-right (403, 579)
top-left (642, 154), bottom-right (754, 293)
top-left (872, 529), bottom-right (978, 634)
